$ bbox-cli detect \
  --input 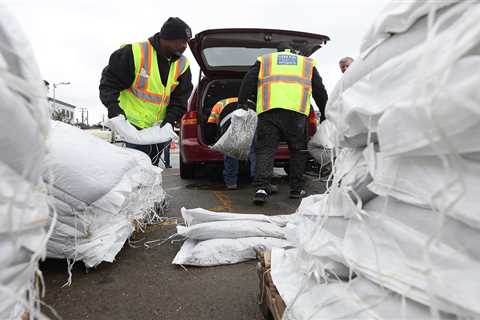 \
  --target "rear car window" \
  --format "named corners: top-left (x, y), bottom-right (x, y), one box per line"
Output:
top-left (202, 47), bottom-right (276, 67)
